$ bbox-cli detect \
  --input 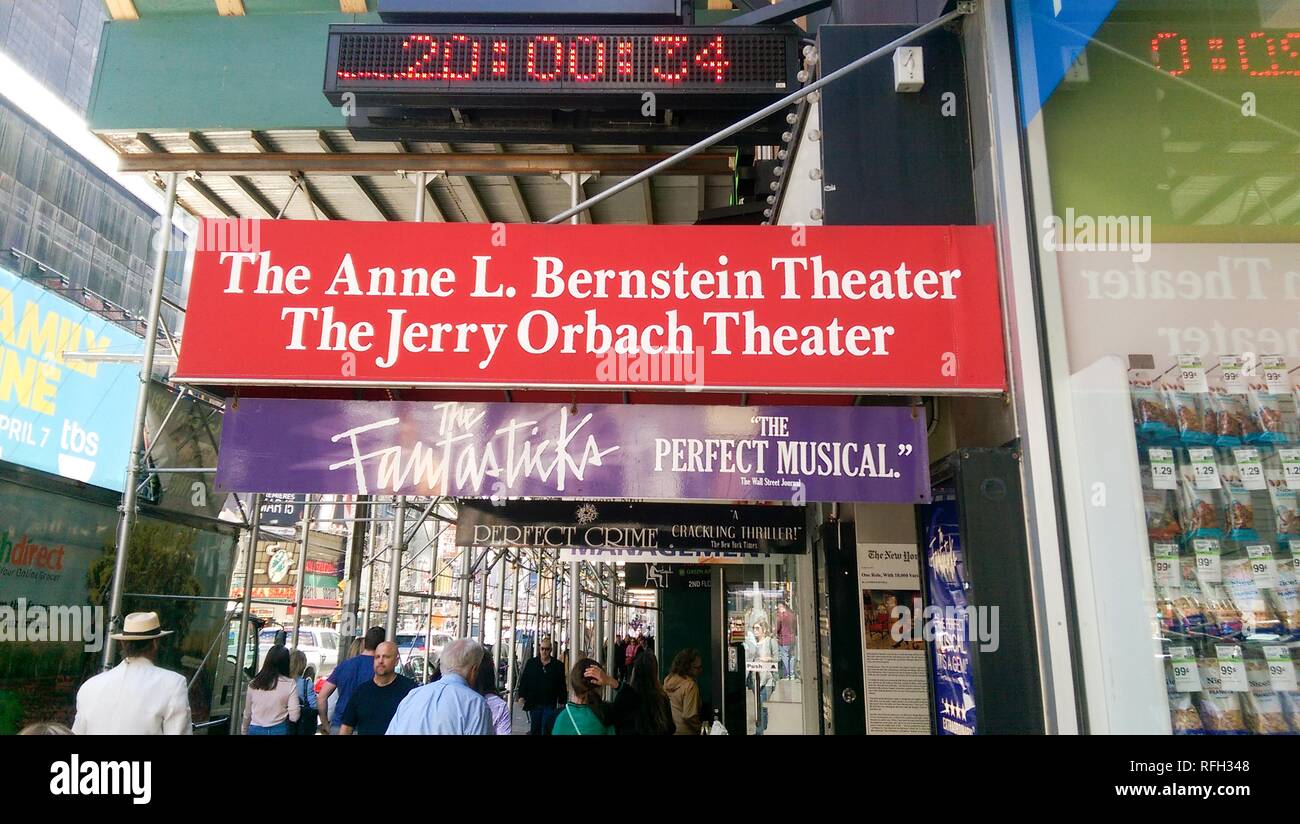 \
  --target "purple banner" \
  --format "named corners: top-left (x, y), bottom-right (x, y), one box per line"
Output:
top-left (216, 399), bottom-right (929, 504)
